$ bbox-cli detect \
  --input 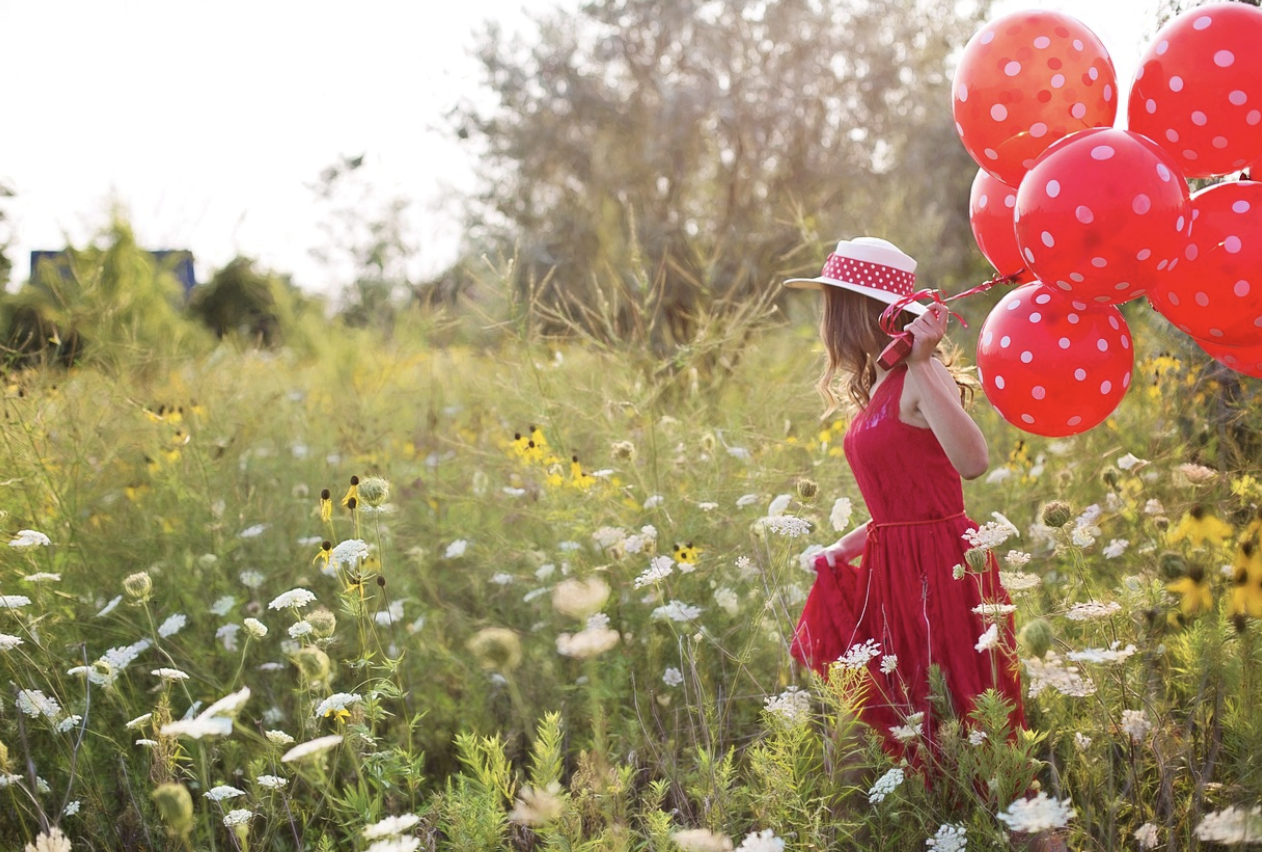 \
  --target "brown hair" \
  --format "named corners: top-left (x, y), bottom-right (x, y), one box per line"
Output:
top-left (815, 286), bottom-right (974, 419)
